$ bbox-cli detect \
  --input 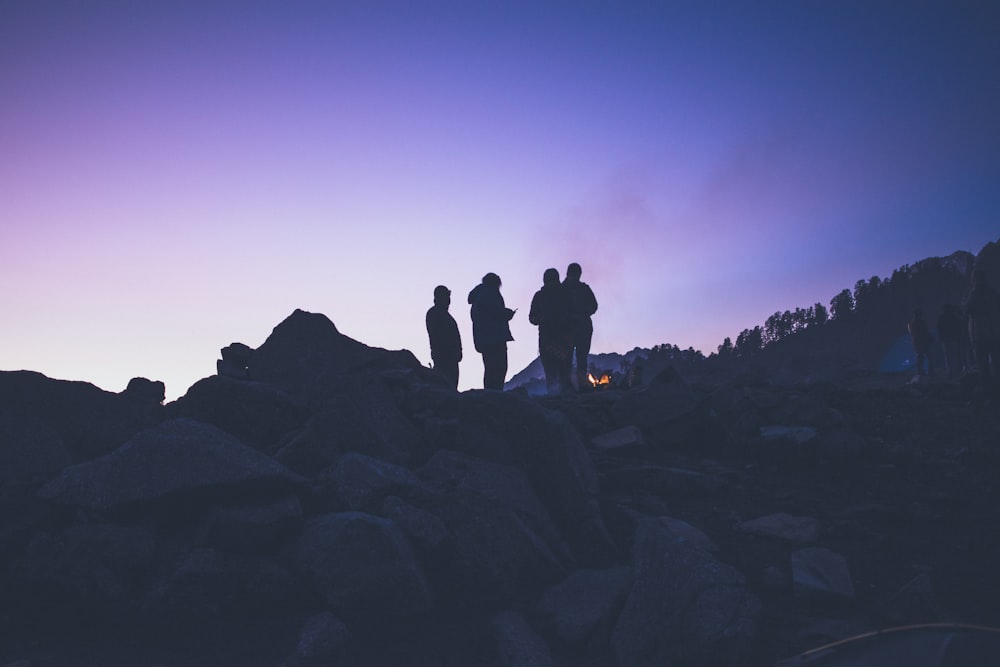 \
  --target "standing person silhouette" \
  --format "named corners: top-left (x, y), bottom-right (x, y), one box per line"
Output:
top-left (468, 273), bottom-right (515, 390)
top-left (426, 285), bottom-right (462, 389)
top-left (529, 268), bottom-right (573, 394)
top-left (563, 262), bottom-right (598, 391)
